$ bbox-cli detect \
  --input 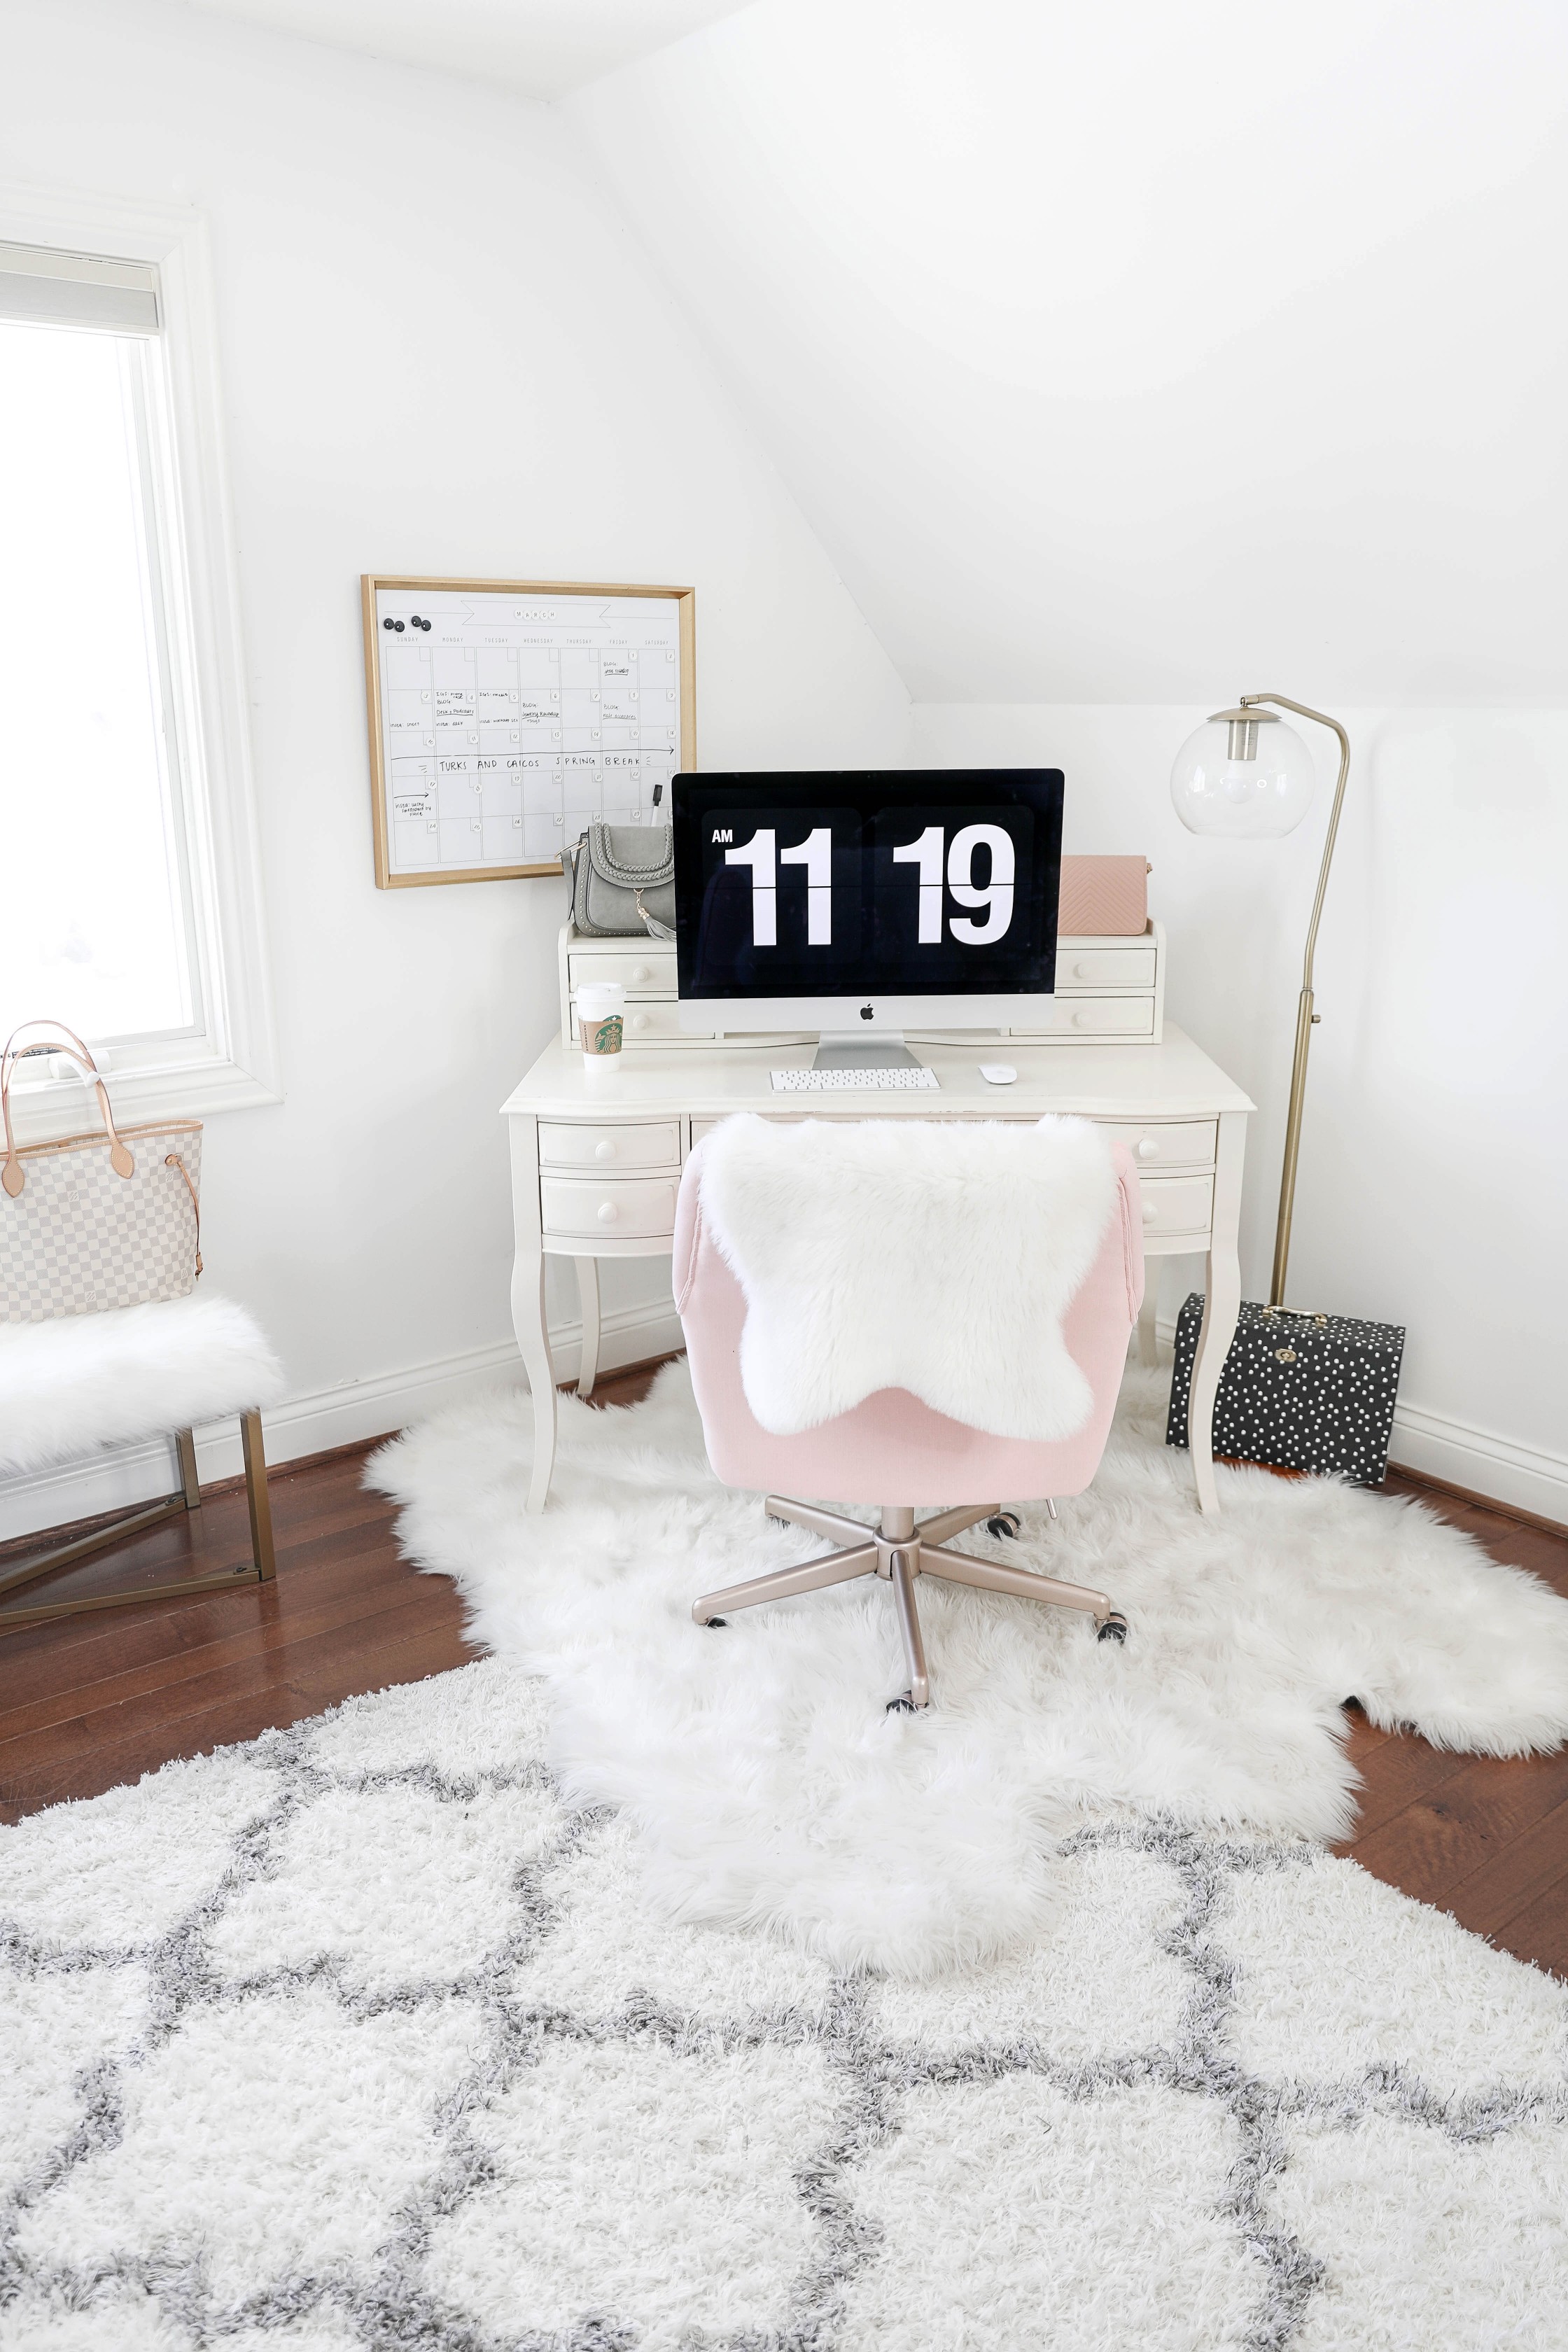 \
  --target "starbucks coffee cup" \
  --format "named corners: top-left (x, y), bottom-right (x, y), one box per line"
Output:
top-left (578, 981), bottom-right (626, 1077)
